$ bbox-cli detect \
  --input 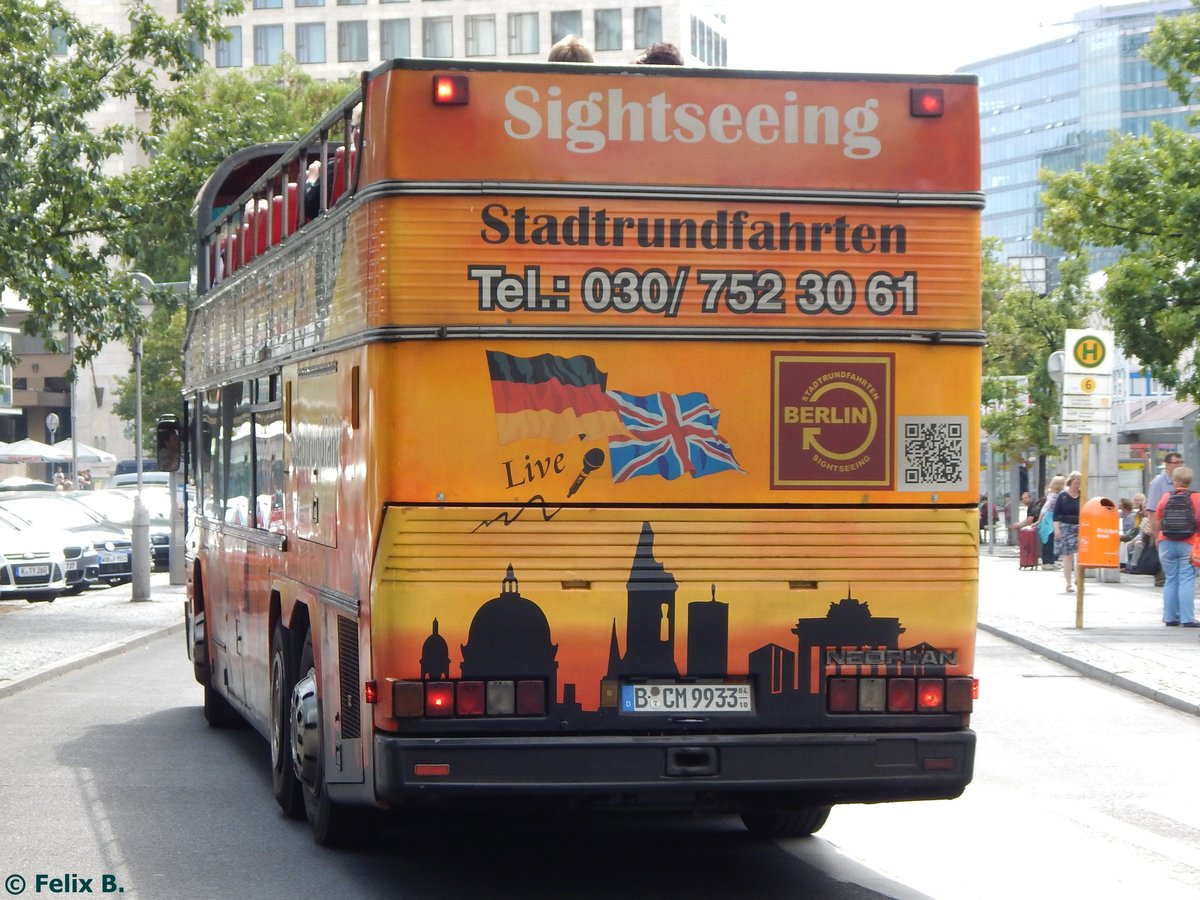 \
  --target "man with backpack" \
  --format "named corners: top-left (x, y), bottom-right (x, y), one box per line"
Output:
top-left (1147, 452), bottom-right (1184, 586)
top-left (1154, 464), bottom-right (1200, 628)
